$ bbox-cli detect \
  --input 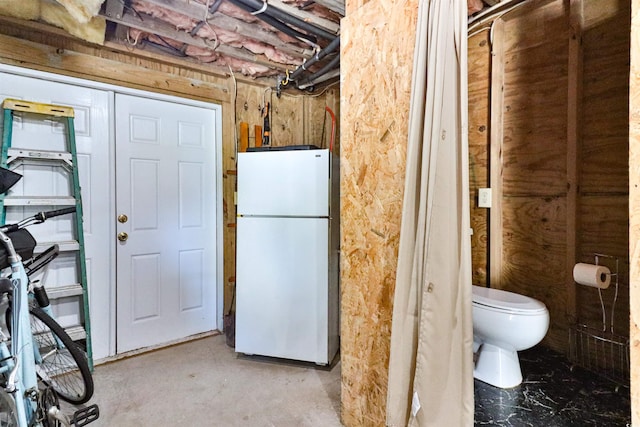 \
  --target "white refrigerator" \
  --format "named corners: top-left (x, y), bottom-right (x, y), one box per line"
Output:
top-left (235, 148), bottom-right (339, 364)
